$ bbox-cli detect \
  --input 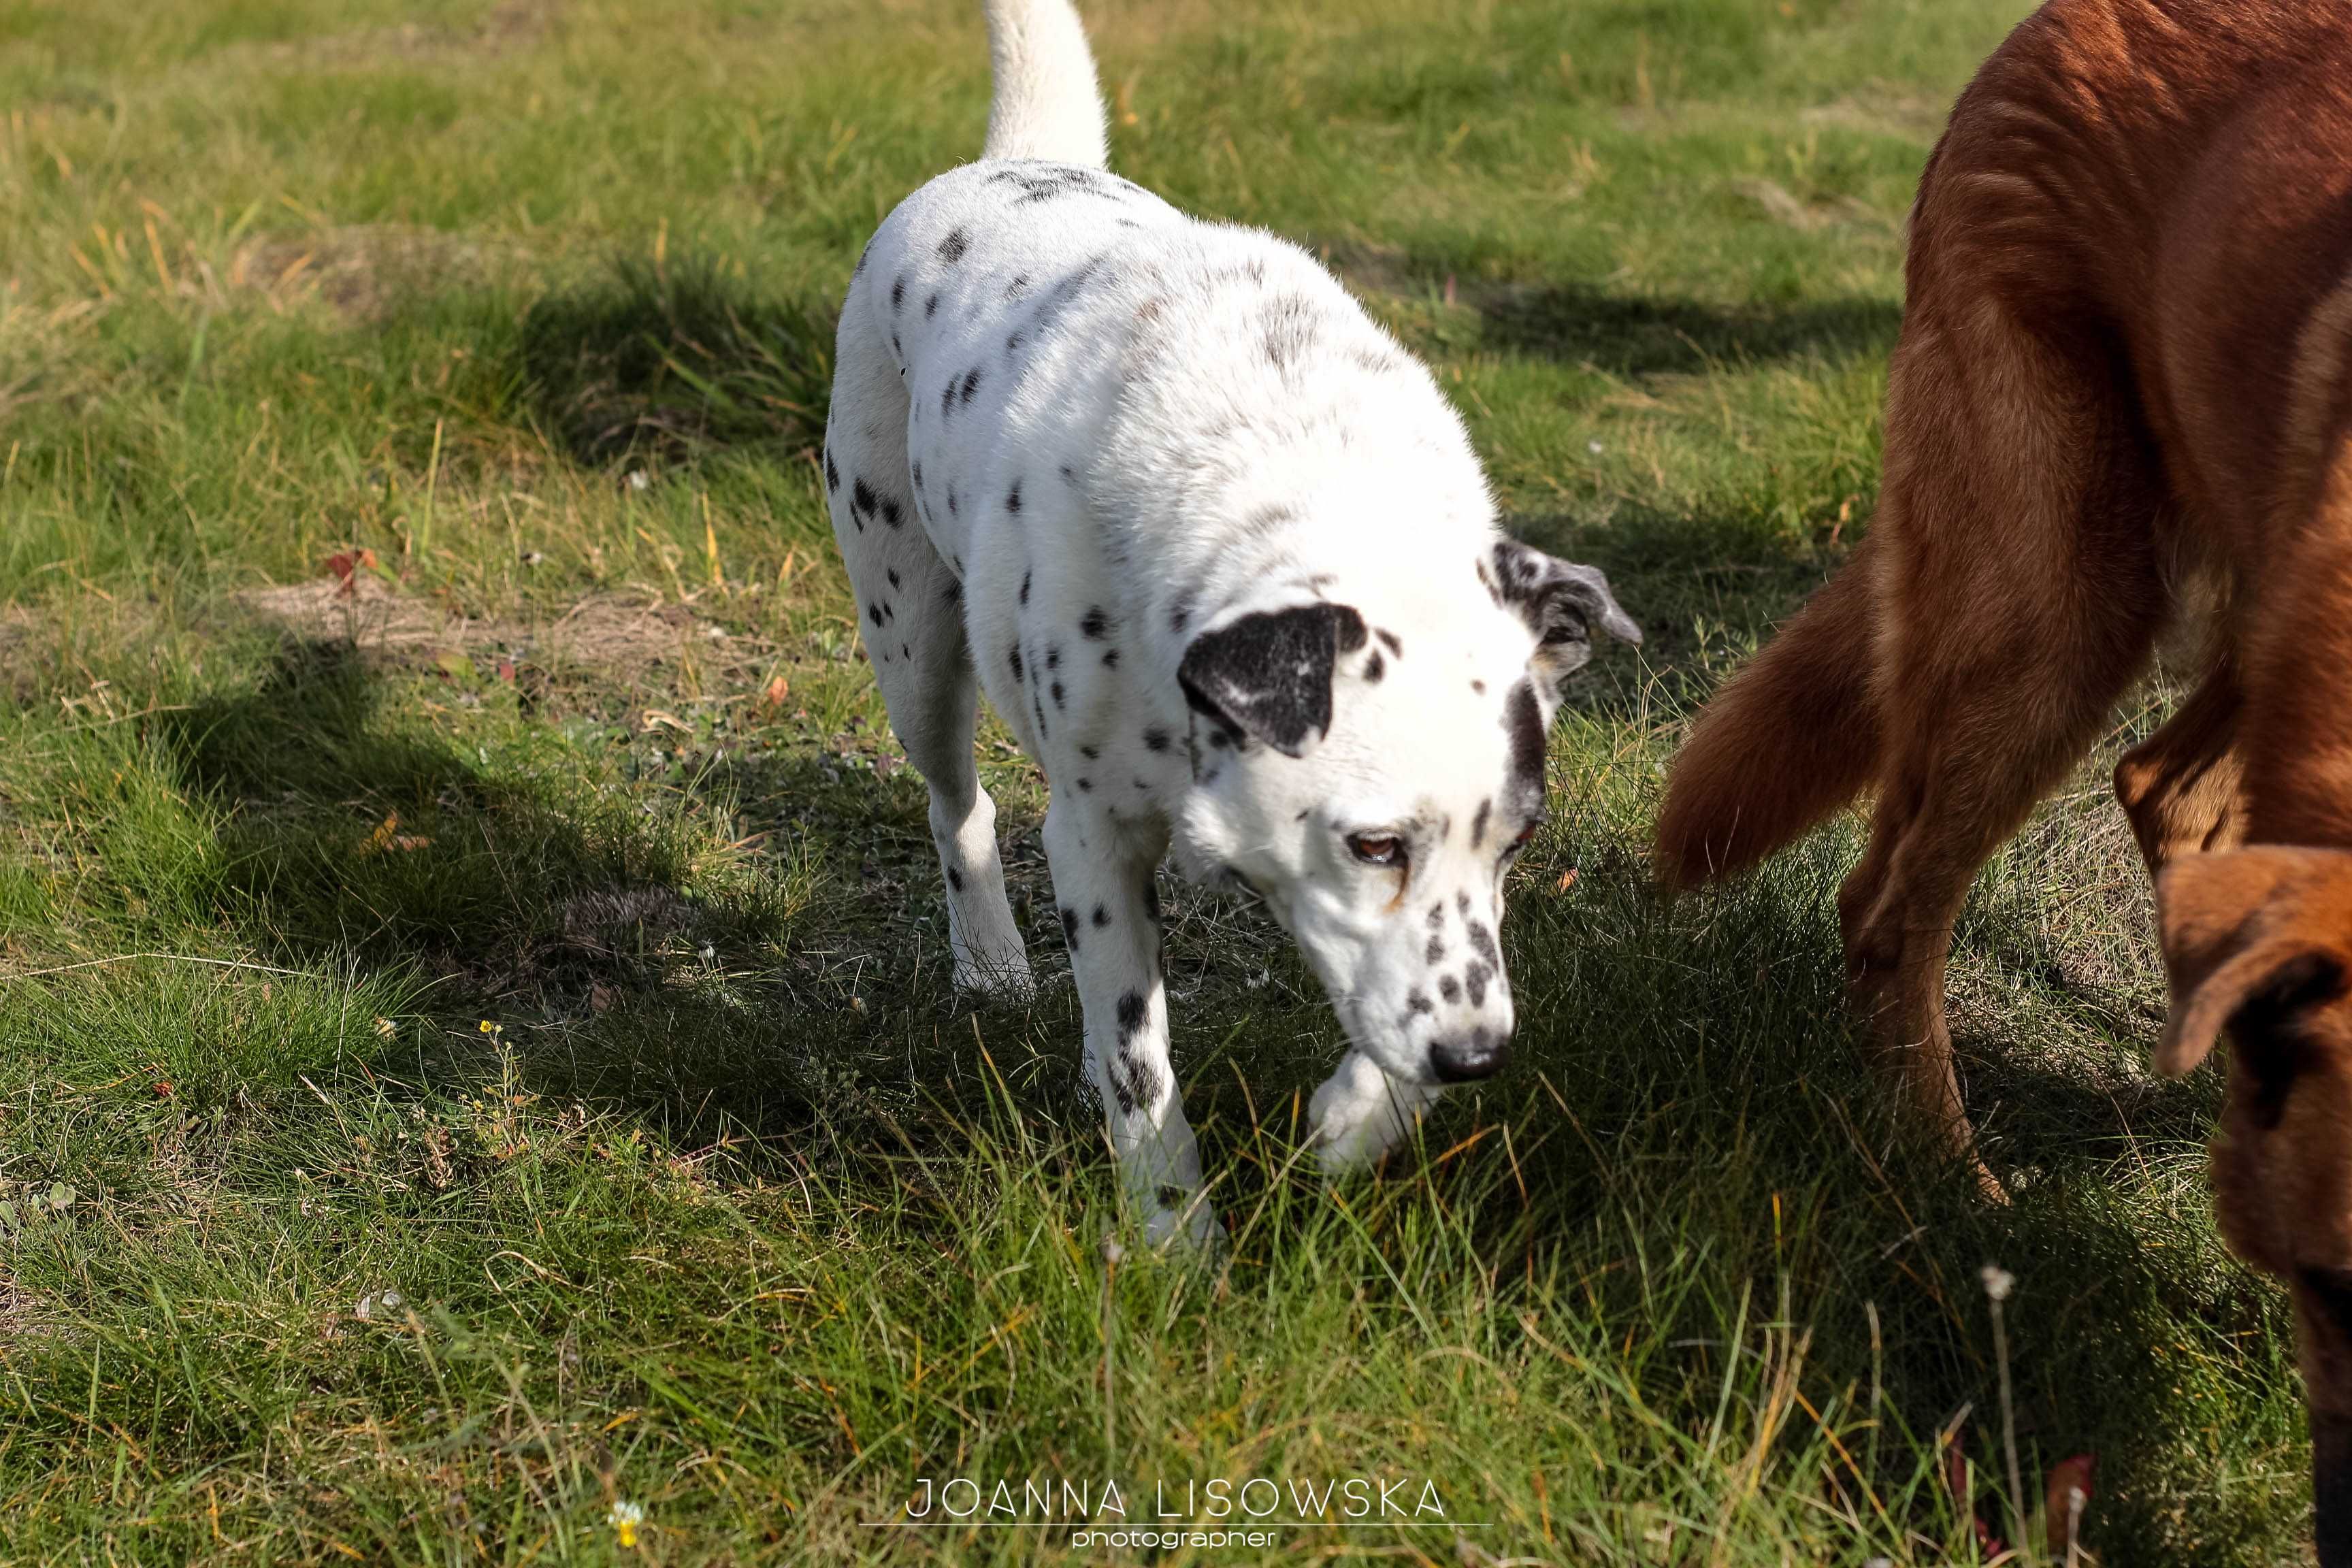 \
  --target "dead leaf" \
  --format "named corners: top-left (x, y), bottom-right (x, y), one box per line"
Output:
top-left (324, 546), bottom-right (380, 598)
